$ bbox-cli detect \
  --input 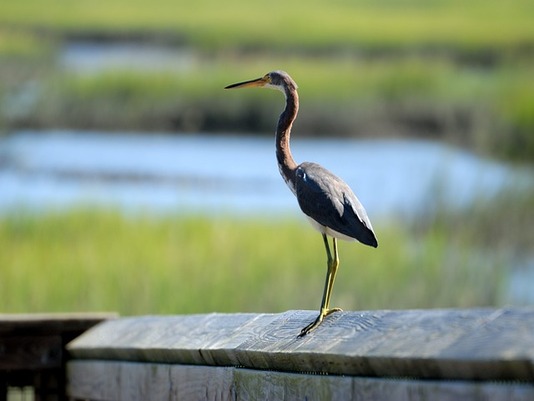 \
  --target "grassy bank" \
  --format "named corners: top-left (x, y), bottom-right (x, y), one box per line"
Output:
top-left (1, 200), bottom-right (525, 315)
top-left (1, 0), bottom-right (534, 162)
top-left (1, 0), bottom-right (533, 54)
top-left (2, 53), bottom-right (533, 162)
